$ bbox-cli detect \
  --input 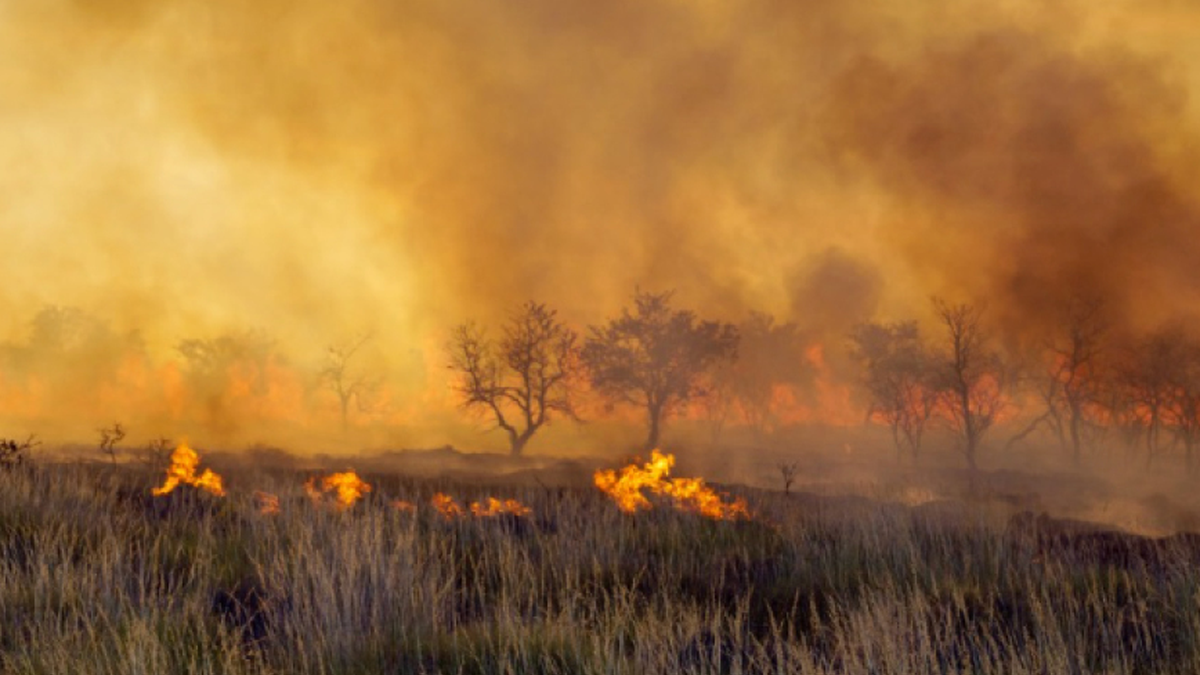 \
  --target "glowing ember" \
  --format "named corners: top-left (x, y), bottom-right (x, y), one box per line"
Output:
top-left (469, 497), bottom-right (533, 517)
top-left (432, 492), bottom-right (465, 518)
top-left (254, 490), bottom-right (281, 515)
top-left (306, 471), bottom-right (372, 510)
top-left (151, 441), bottom-right (225, 497)
top-left (594, 450), bottom-right (749, 520)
